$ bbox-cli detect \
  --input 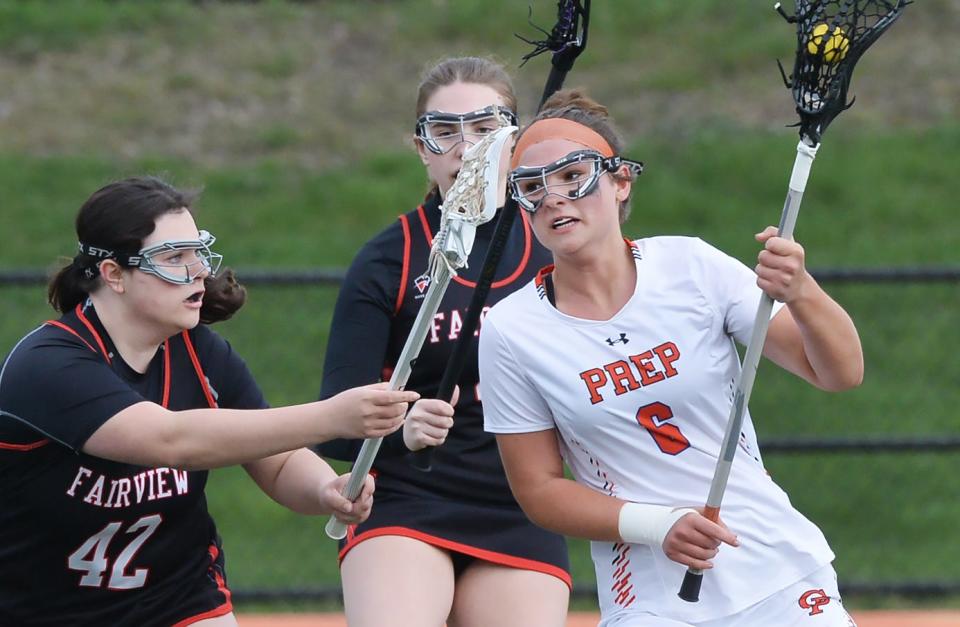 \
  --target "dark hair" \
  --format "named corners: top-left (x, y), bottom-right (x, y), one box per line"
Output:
top-left (526, 89), bottom-right (637, 223)
top-left (416, 56), bottom-right (518, 196)
top-left (47, 176), bottom-right (246, 324)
